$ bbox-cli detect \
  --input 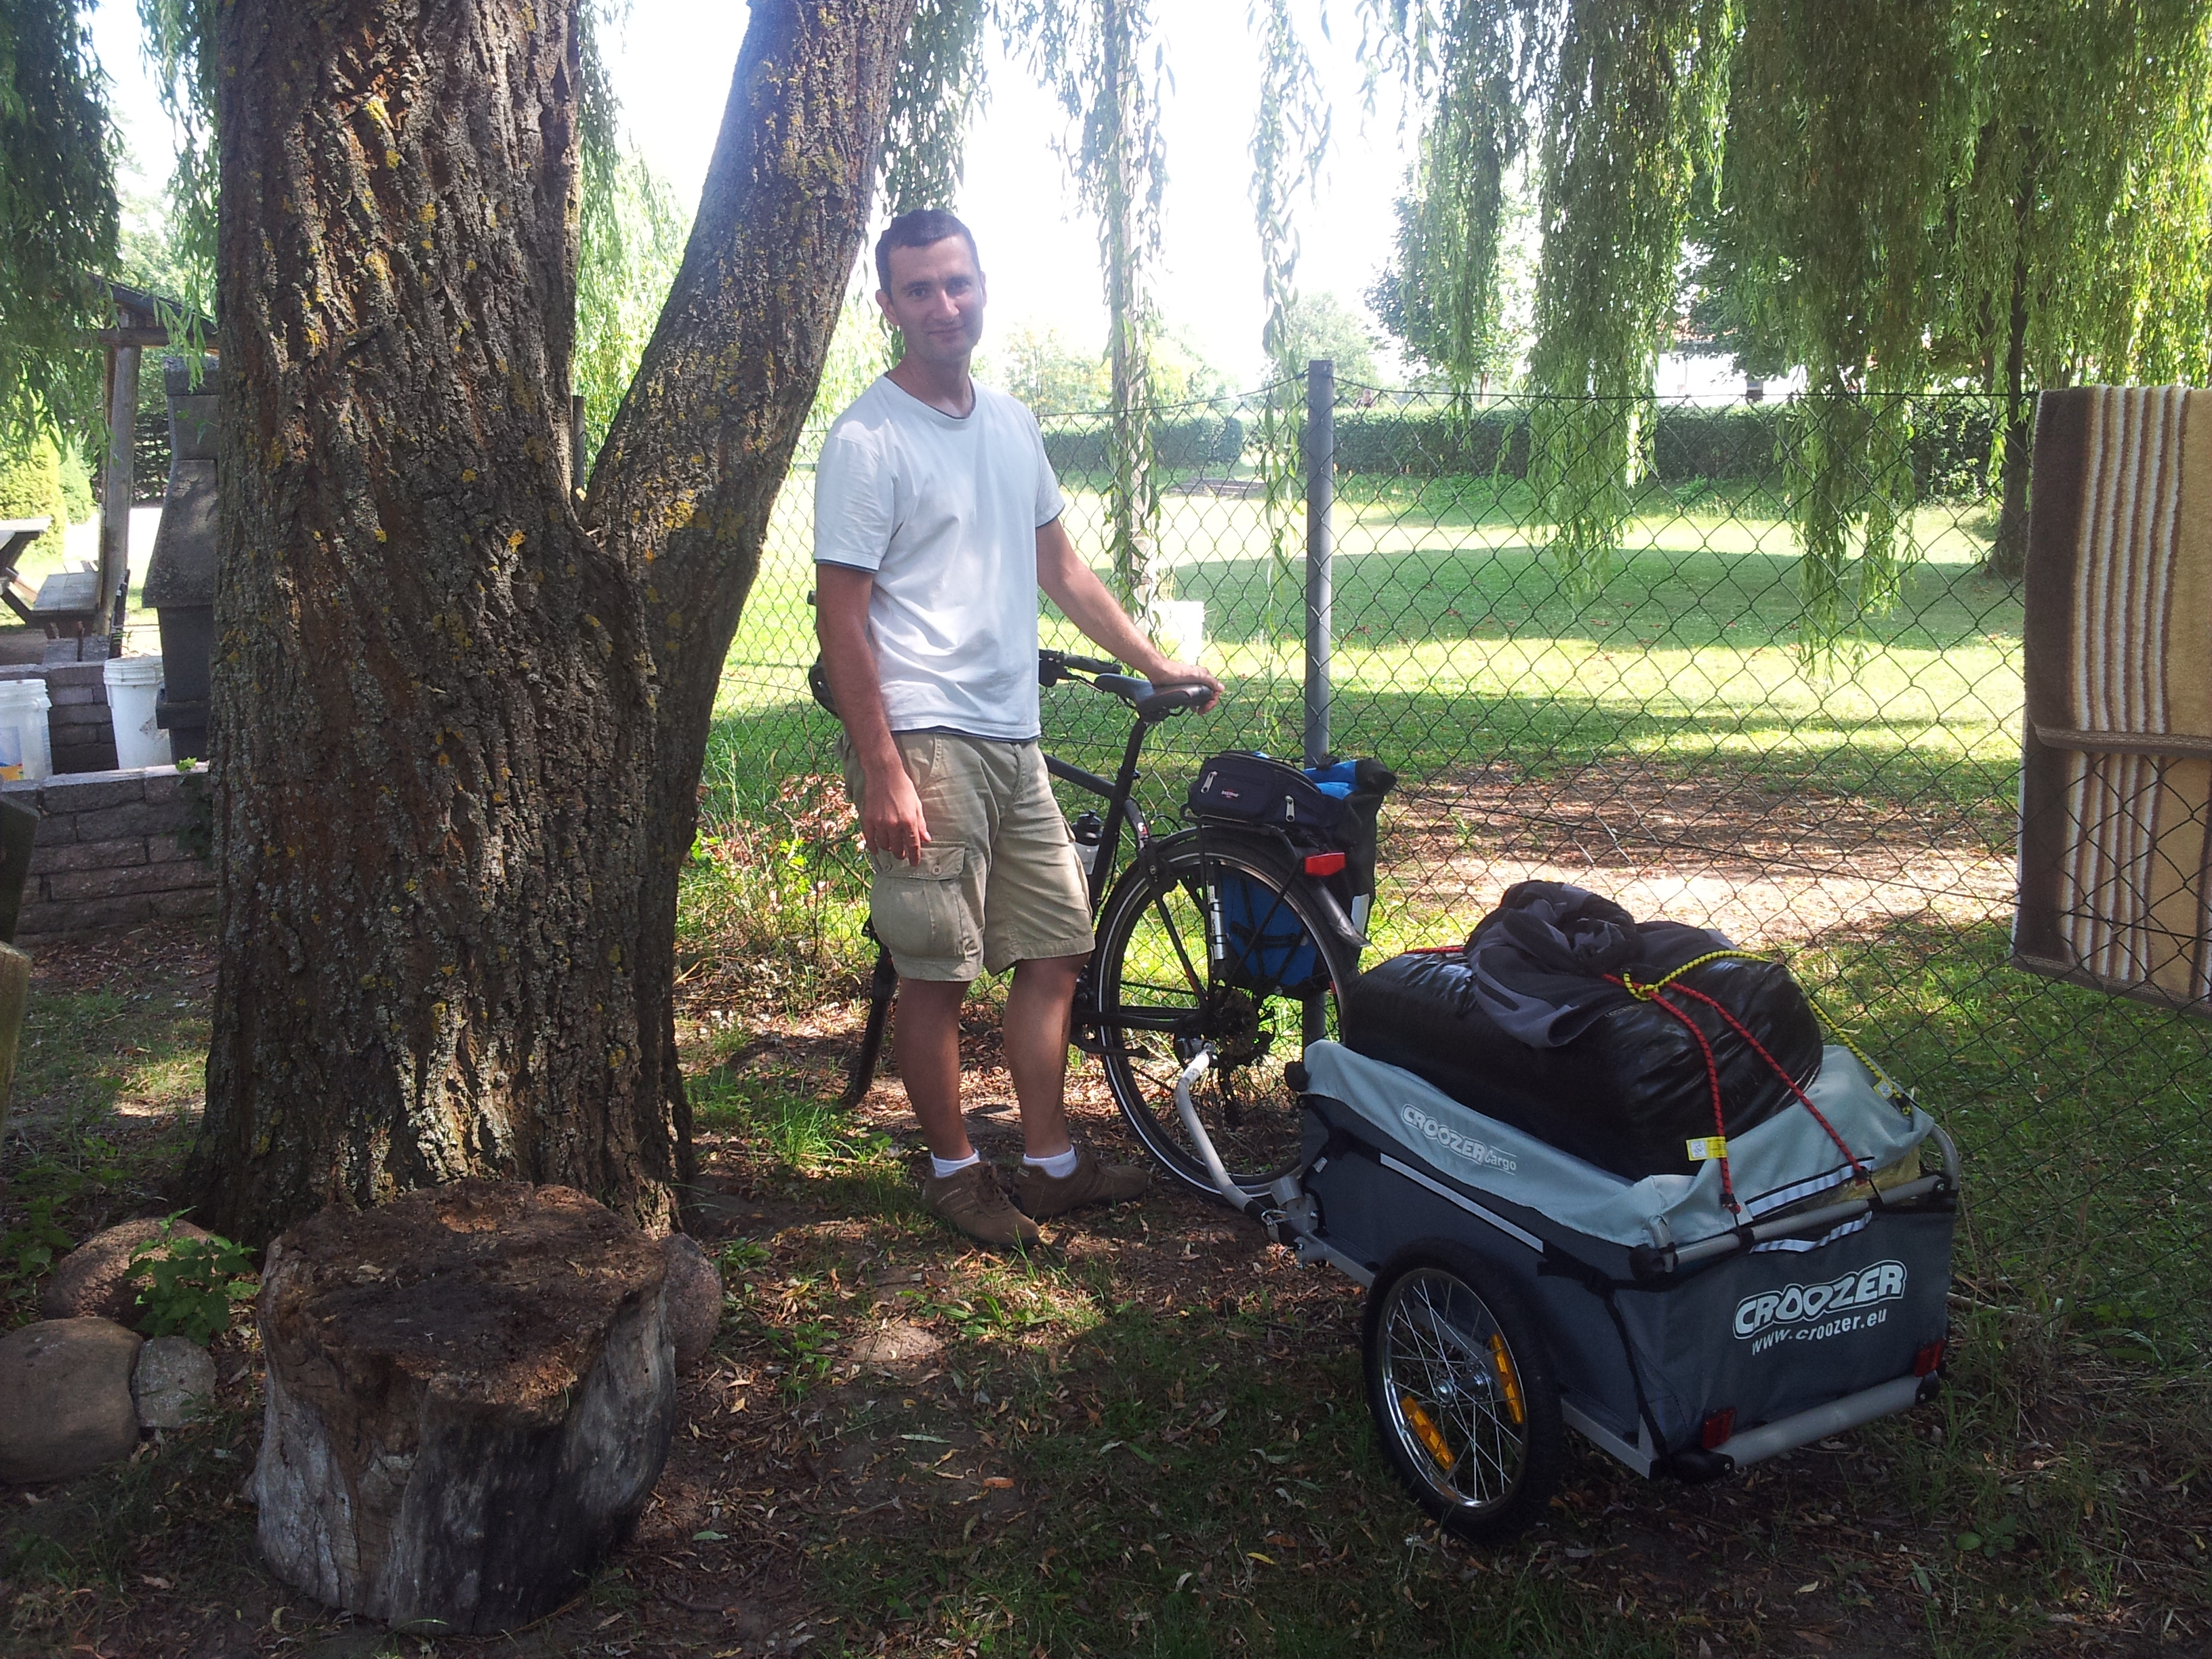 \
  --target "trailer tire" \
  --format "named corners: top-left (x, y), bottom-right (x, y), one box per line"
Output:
top-left (1362, 1240), bottom-right (1564, 1545)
